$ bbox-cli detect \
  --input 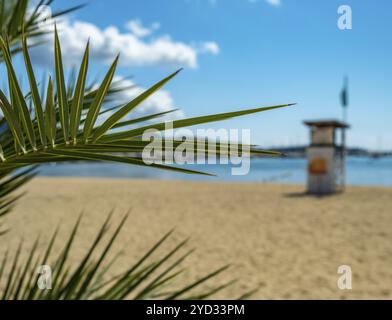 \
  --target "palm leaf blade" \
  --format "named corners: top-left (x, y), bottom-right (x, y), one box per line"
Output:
top-left (83, 54), bottom-right (118, 143)
top-left (44, 77), bottom-right (56, 146)
top-left (43, 149), bottom-right (214, 176)
top-left (92, 69), bottom-right (182, 142)
top-left (101, 104), bottom-right (293, 143)
top-left (70, 41), bottom-right (89, 143)
top-left (22, 32), bottom-right (46, 146)
top-left (54, 25), bottom-right (69, 143)
top-left (0, 90), bottom-right (26, 152)
top-left (0, 36), bottom-right (36, 149)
